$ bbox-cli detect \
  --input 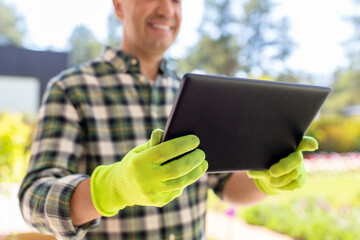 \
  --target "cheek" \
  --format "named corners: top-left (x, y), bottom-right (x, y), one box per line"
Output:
top-left (176, 10), bottom-right (182, 31)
